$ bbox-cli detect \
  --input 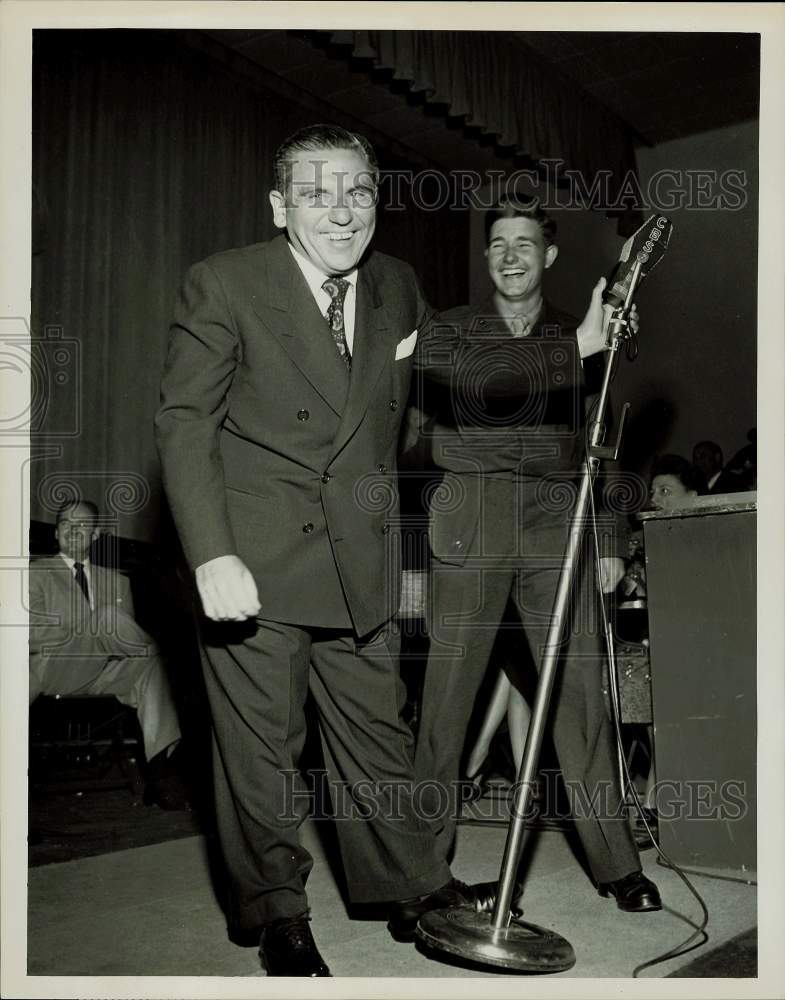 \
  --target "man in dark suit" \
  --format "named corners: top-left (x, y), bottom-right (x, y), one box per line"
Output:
top-left (410, 198), bottom-right (662, 914)
top-left (692, 438), bottom-right (754, 495)
top-left (155, 127), bottom-right (611, 975)
top-left (692, 440), bottom-right (726, 493)
top-left (29, 500), bottom-right (184, 807)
